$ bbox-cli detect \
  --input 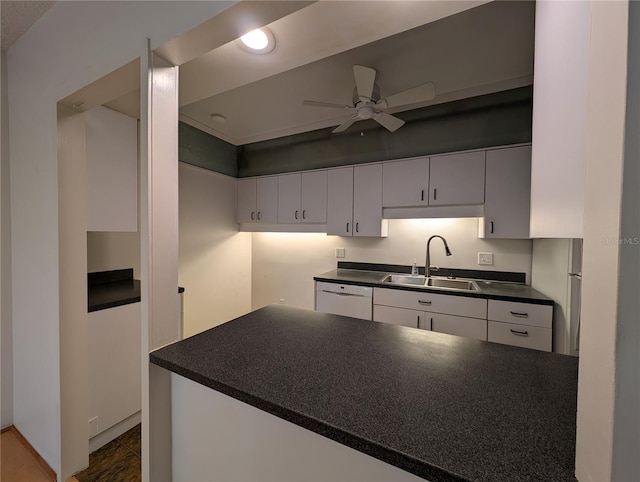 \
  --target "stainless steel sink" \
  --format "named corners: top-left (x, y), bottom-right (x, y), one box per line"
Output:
top-left (426, 278), bottom-right (477, 291)
top-left (382, 275), bottom-right (478, 291)
top-left (383, 275), bottom-right (427, 286)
